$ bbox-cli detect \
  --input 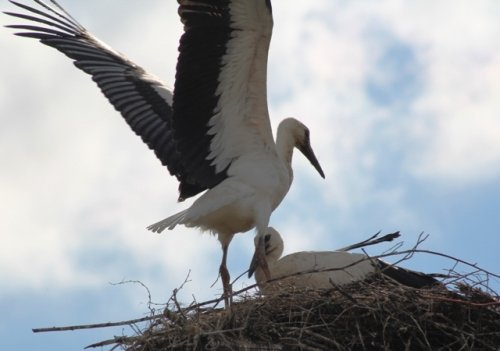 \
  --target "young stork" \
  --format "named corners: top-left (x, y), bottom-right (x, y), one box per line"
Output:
top-left (254, 228), bottom-right (438, 293)
top-left (6, 0), bottom-right (325, 305)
